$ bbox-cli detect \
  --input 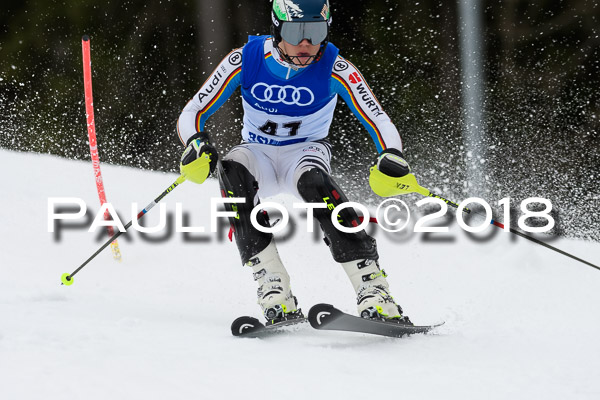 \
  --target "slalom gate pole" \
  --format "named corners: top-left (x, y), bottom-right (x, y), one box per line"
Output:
top-left (61, 175), bottom-right (187, 286)
top-left (388, 174), bottom-right (600, 272)
top-left (82, 35), bottom-right (122, 261)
